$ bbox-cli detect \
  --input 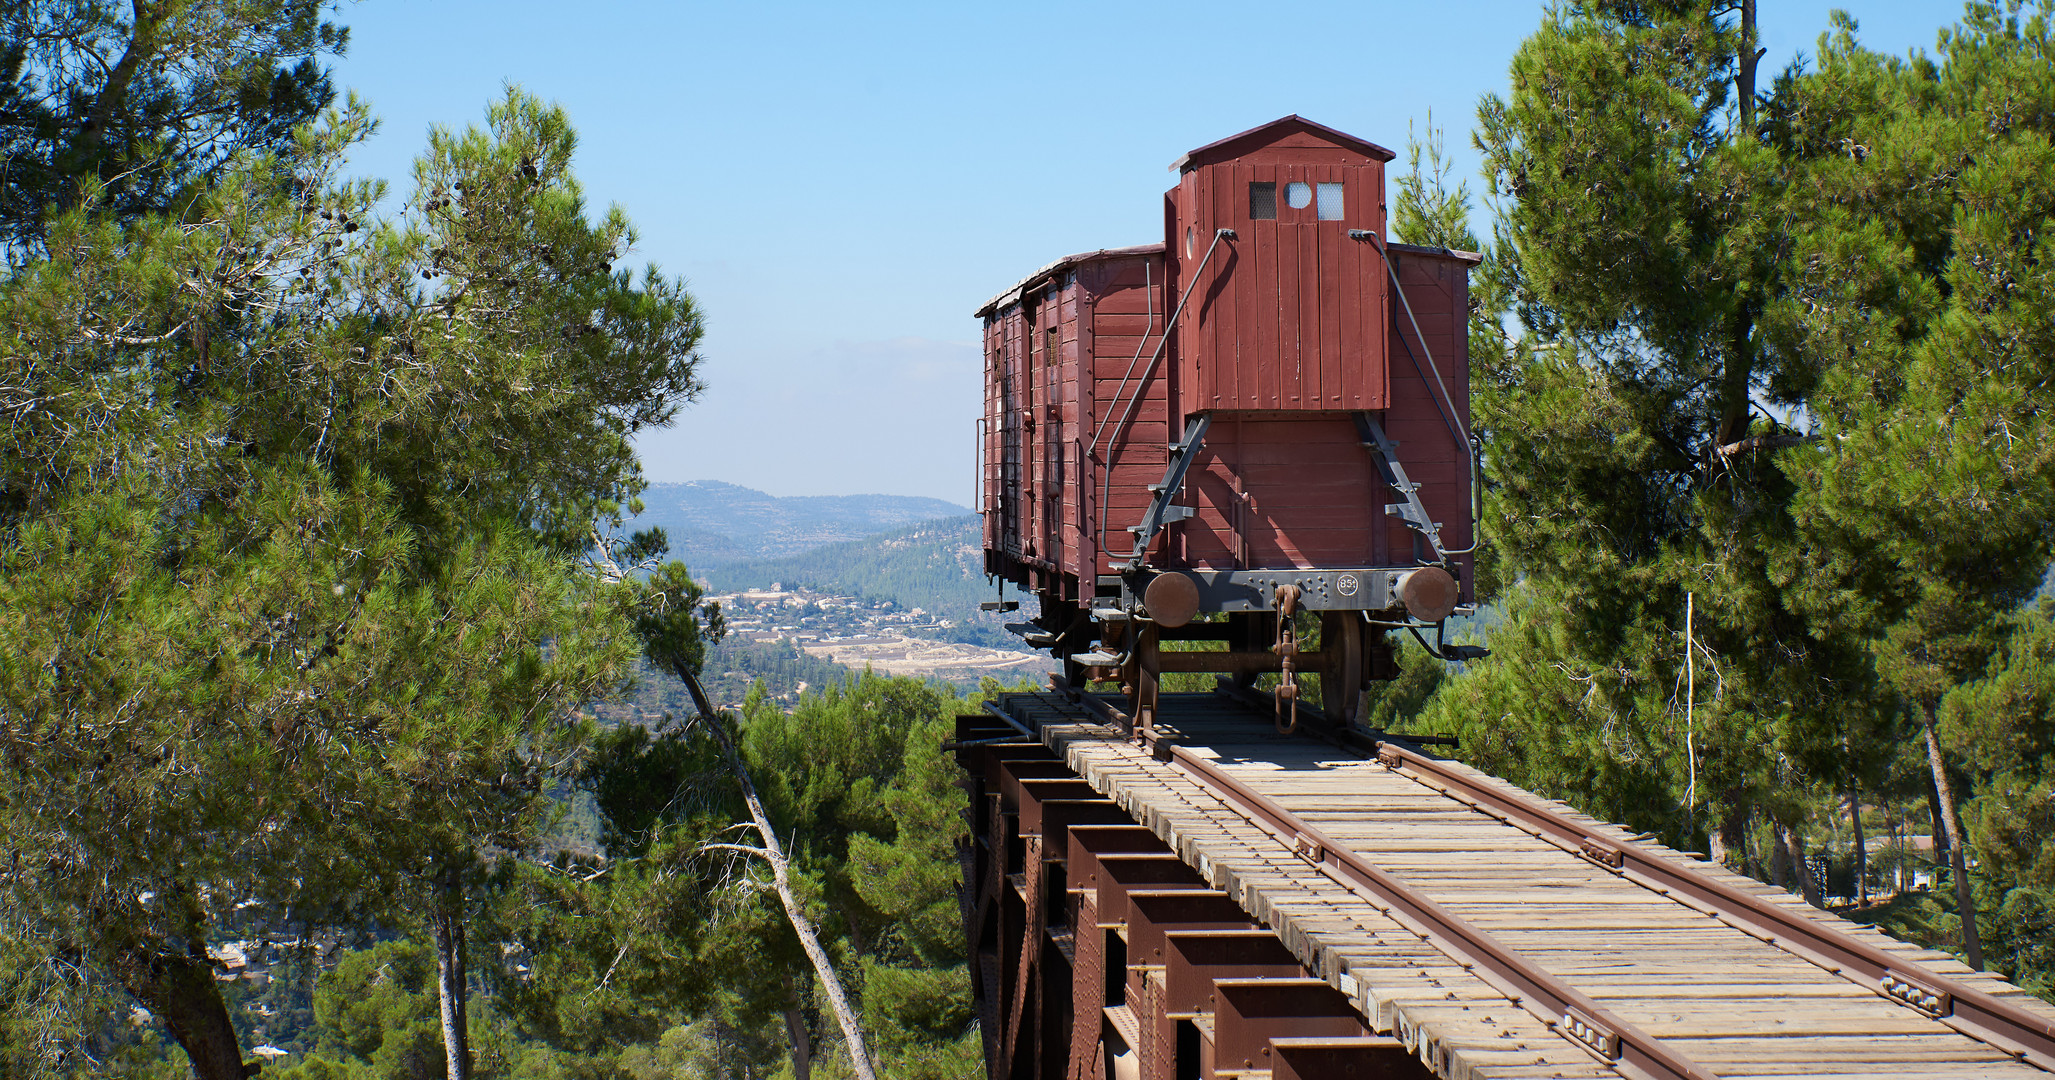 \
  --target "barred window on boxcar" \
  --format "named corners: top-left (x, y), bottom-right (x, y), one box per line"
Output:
top-left (1317, 182), bottom-right (1344, 221)
top-left (1249, 182), bottom-right (1277, 220)
top-left (1045, 327), bottom-right (1058, 367)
